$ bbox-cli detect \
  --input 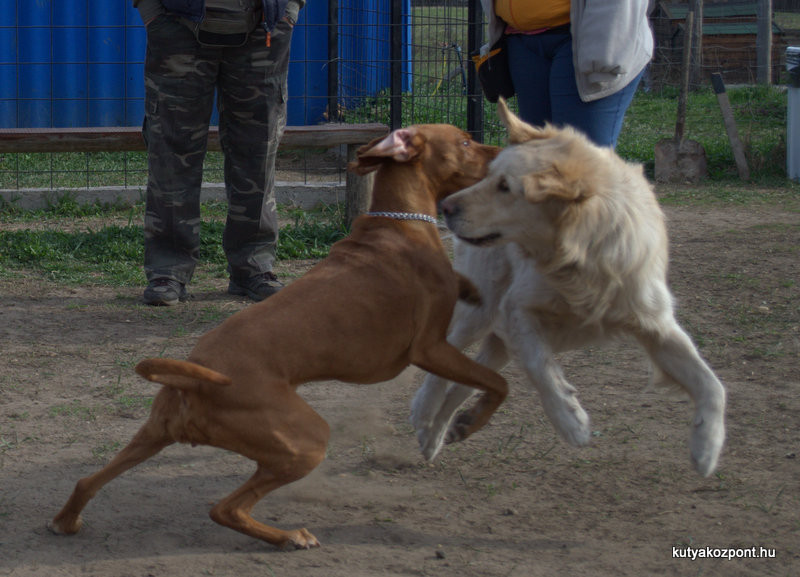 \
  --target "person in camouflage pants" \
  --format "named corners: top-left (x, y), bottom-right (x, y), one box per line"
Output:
top-left (134, 0), bottom-right (304, 305)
